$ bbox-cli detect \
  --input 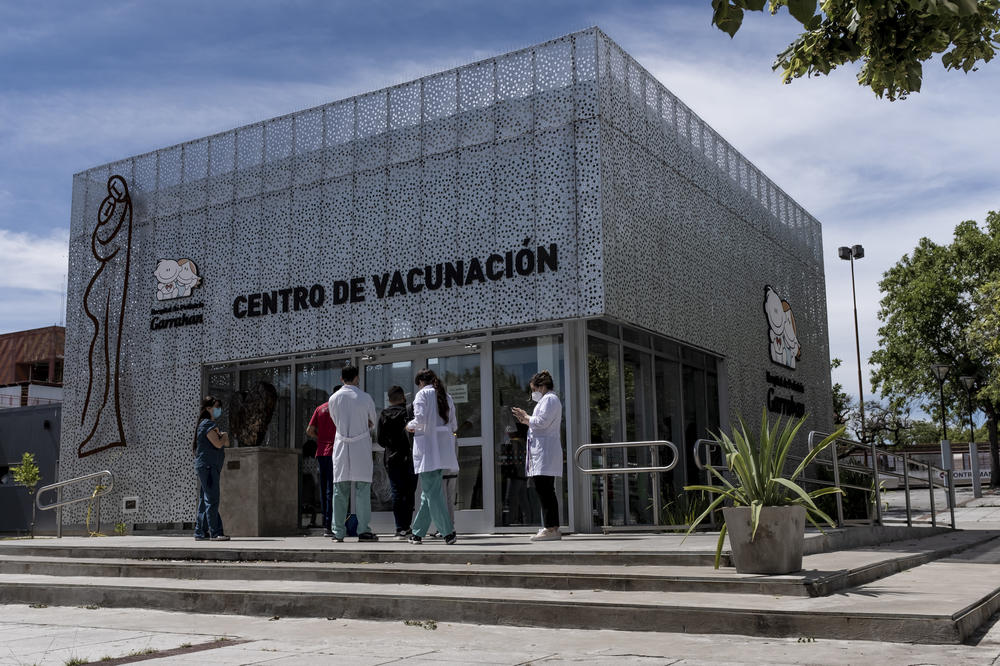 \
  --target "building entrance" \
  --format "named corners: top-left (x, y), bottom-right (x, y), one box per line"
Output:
top-left (360, 346), bottom-right (491, 534)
